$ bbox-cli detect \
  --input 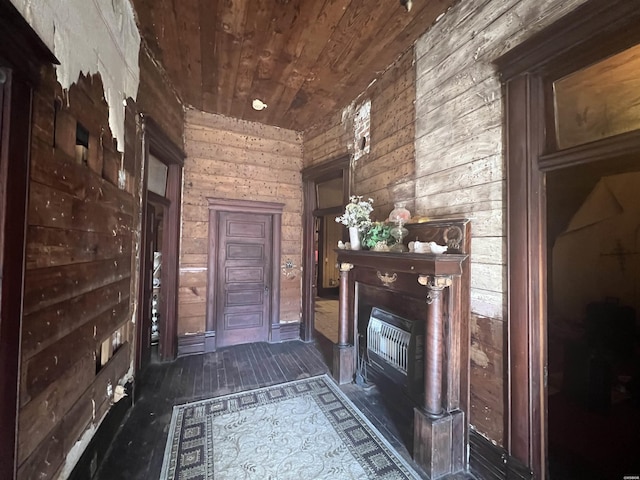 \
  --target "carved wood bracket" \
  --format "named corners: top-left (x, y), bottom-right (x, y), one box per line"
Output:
top-left (339, 262), bottom-right (354, 272)
top-left (418, 274), bottom-right (453, 304)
